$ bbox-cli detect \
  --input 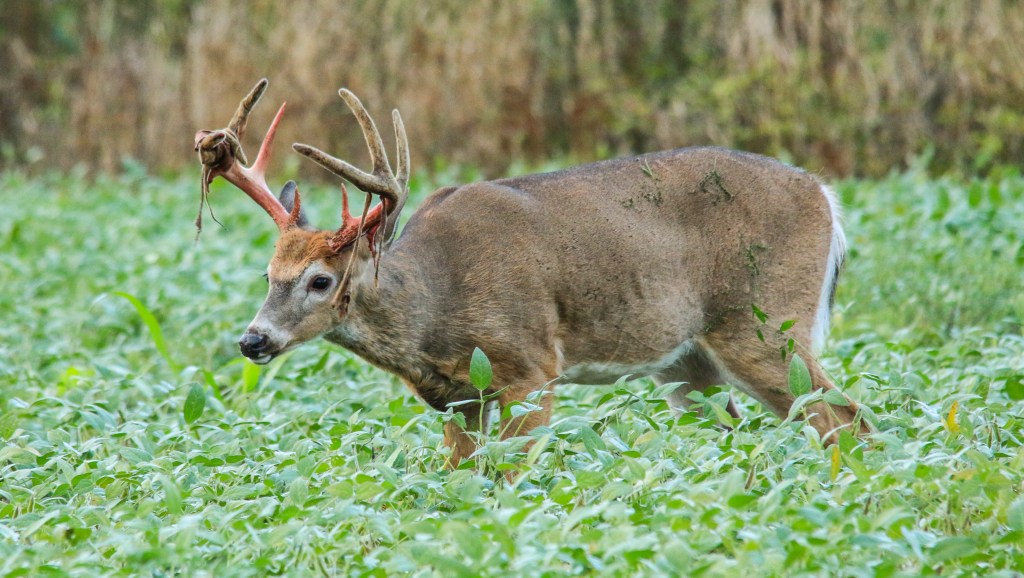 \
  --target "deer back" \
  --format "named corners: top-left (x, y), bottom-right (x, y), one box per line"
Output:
top-left (365, 146), bottom-right (836, 386)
